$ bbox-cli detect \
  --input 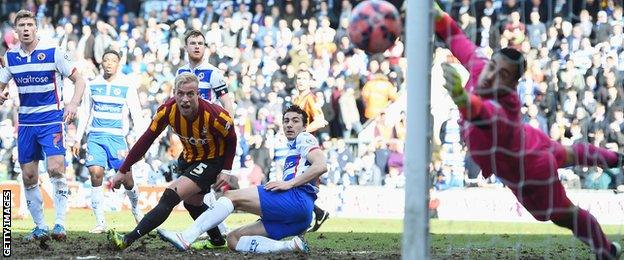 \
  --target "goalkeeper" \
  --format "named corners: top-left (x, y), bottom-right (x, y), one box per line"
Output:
top-left (434, 3), bottom-right (622, 259)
